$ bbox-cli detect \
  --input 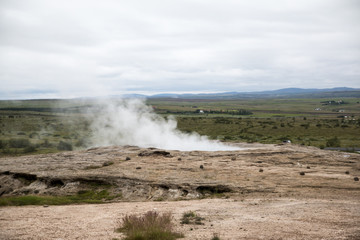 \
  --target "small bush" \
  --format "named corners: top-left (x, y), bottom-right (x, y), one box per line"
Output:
top-left (41, 139), bottom-right (52, 147)
top-left (300, 123), bottom-right (310, 129)
top-left (326, 136), bottom-right (341, 147)
top-left (116, 211), bottom-right (183, 240)
top-left (57, 141), bottom-right (73, 151)
top-left (211, 233), bottom-right (221, 240)
top-left (9, 138), bottom-right (30, 148)
top-left (23, 145), bottom-right (37, 153)
top-left (181, 211), bottom-right (205, 225)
